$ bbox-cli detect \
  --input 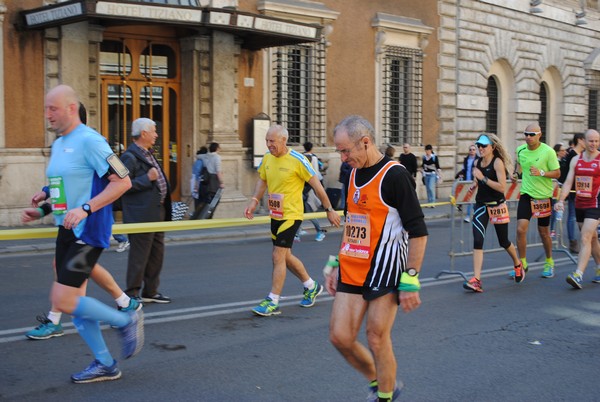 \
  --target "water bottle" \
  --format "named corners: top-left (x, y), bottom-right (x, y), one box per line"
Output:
top-left (556, 209), bottom-right (563, 221)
